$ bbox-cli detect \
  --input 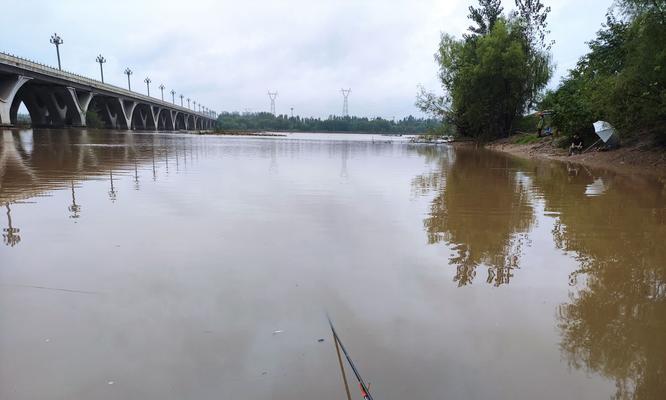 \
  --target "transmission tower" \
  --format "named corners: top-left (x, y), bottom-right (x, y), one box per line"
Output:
top-left (267, 91), bottom-right (278, 115)
top-left (341, 88), bottom-right (351, 117)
